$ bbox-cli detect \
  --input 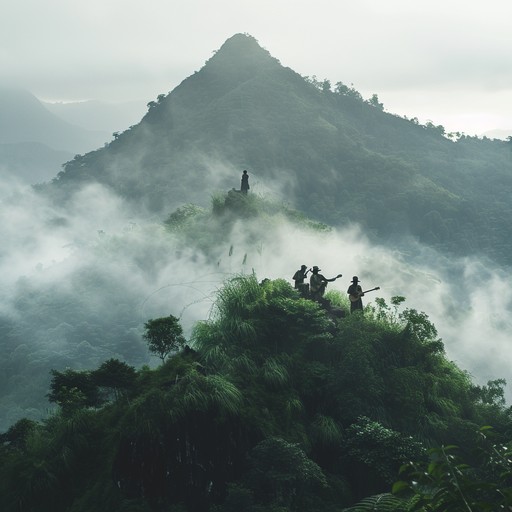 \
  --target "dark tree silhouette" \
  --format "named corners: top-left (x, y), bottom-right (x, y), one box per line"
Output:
top-left (143, 315), bottom-right (186, 362)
